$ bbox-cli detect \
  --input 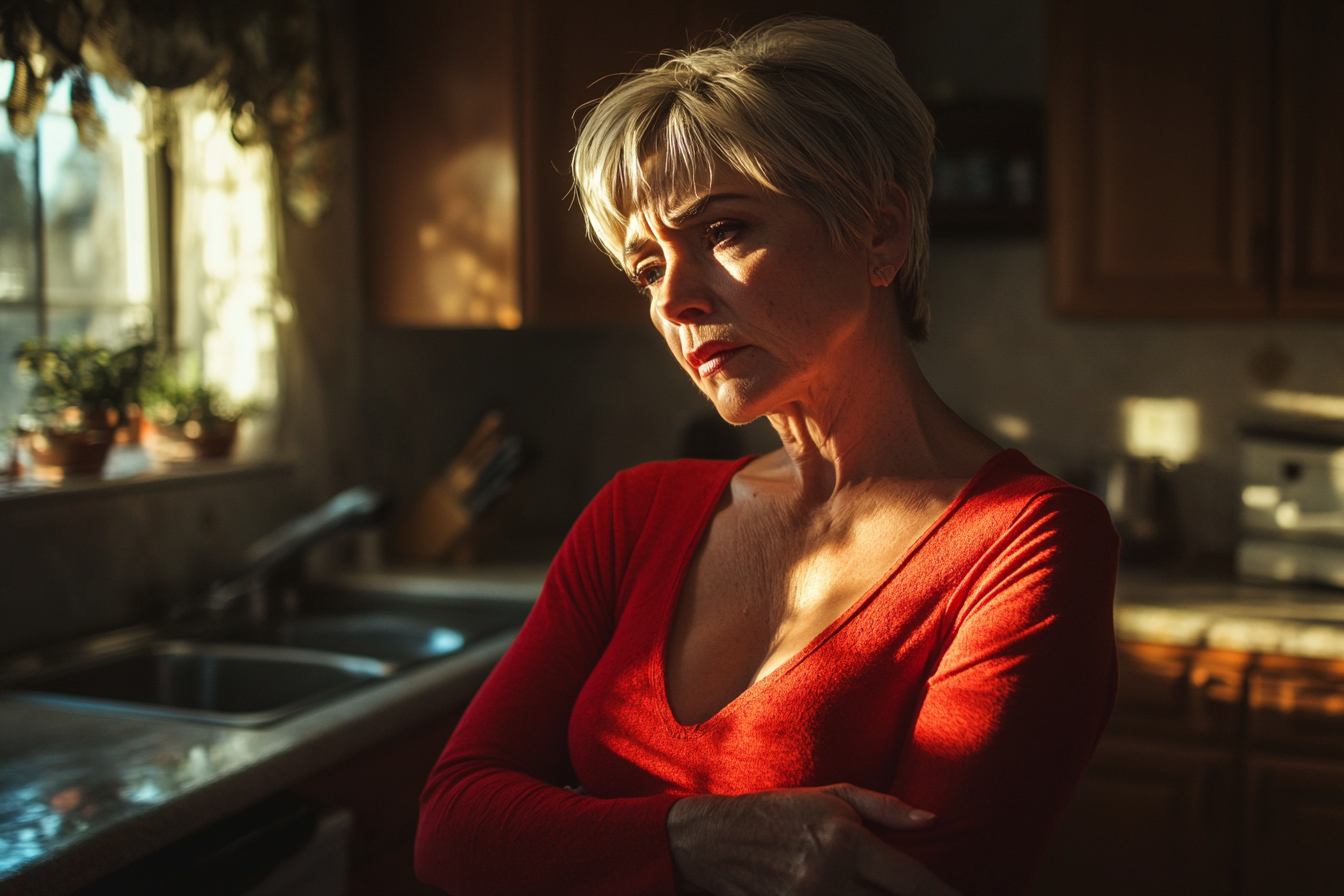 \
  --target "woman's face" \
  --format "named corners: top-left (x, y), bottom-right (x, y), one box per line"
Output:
top-left (624, 166), bottom-right (882, 425)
